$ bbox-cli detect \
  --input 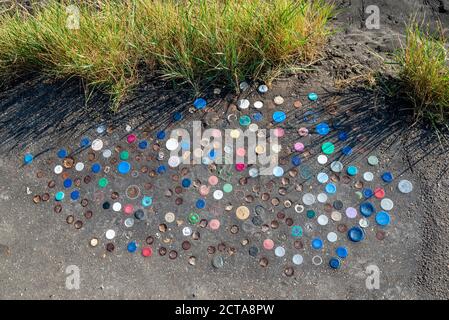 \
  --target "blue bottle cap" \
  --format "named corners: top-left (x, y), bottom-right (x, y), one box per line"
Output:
top-left (182, 178), bottom-right (191, 188)
top-left (193, 98), bottom-right (207, 110)
top-left (24, 153), bottom-right (33, 164)
top-left (336, 247), bottom-right (348, 259)
top-left (157, 165), bottom-right (166, 174)
top-left (138, 140), bottom-right (148, 149)
top-left (308, 92), bottom-right (318, 101)
top-left (57, 149), bottom-right (68, 158)
top-left (80, 138), bottom-right (90, 148)
top-left (209, 149), bottom-right (216, 159)
top-left (291, 155), bottom-right (301, 166)
top-left (312, 238), bottom-right (323, 250)
top-left (338, 131), bottom-right (348, 141)
top-left (363, 188), bottom-right (373, 198)
top-left (325, 183), bottom-right (337, 194)
top-left (91, 163), bottom-right (101, 173)
top-left (375, 211), bottom-right (390, 226)
top-left (329, 257), bottom-right (341, 269)
top-left (70, 190), bottom-right (80, 200)
top-left (196, 199), bottom-right (206, 209)
top-left (117, 161), bottom-right (131, 174)
top-left (253, 112), bottom-right (263, 122)
top-left (342, 146), bottom-right (353, 156)
top-left (347, 166), bottom-right (358, 176)
top-left (127, 241), bottom-right (137, 253)
top-left (360, 202), bottom-right (375, 217)
top-left (173, 112), bottom-right (183, 121)
top-left (382, 172), bottom-right (393, 183)
top-left (272, 111), bottom-right (286, 123)
top-left (316, 123), bottom-right (330, 135)
top-left (142, 196), bottom-right (153, 207)
top-left (63, 179), bottom-right (72, 189)
top-left (348, 226), bottom-right (365, 242)
top-left (156, 131), bottom-right (166, 140)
